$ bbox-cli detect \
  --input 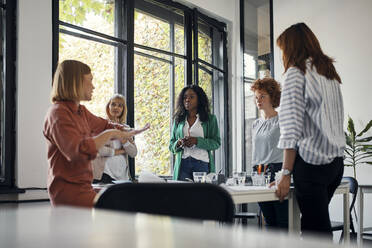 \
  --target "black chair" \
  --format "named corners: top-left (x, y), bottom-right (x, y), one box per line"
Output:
top-left (234, 205), bottom-right (262, 227)
top-left (331, 176), bottom-right (358, 242)
top-left (94, 182), bottom-right (235, 223)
